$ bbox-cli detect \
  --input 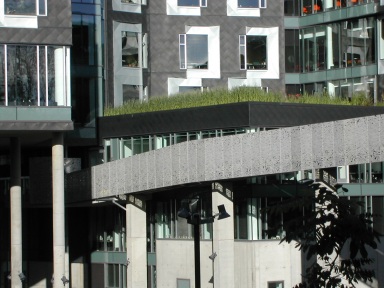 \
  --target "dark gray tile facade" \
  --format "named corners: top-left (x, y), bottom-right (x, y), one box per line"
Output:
top-left (0, 0), bottom-right (72, 45)
top-left (107, 0), bottom-right (285, 100)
